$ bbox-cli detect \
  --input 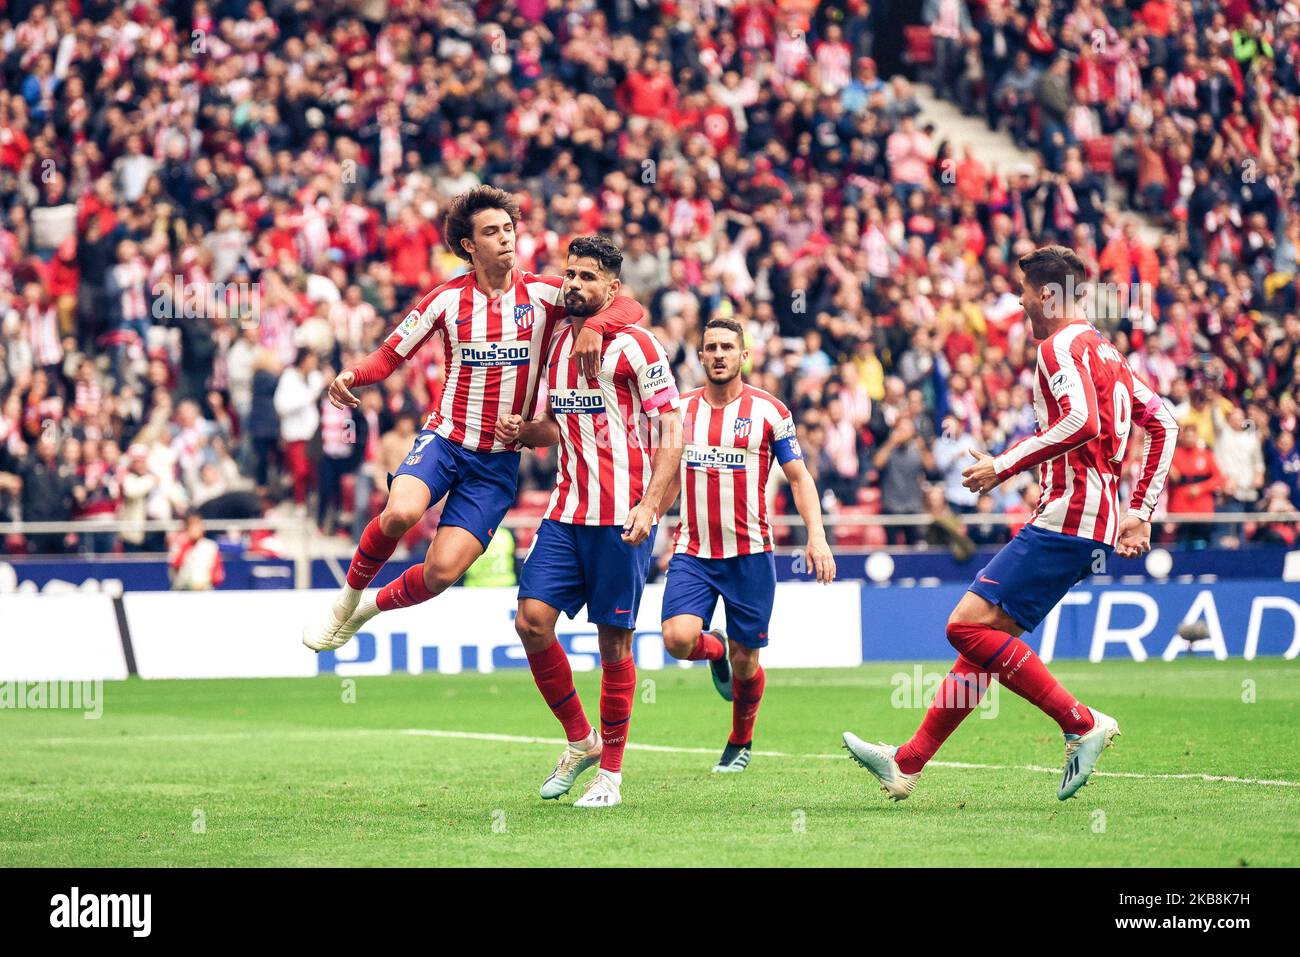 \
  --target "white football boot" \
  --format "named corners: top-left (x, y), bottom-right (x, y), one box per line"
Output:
top-left (842, 732), bottom-right (922, 802)
top-left (540, 731), bottom-right (602, 799)
top-left (303, 597), bottom-right (379, 652)
top-left (1058, 709), bottom-right (1121, 800)
top-left (573, 769), bottom-right (622, 808)
top-left (302, 590), bottom-right (361, 652)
